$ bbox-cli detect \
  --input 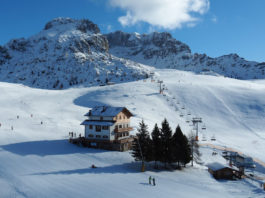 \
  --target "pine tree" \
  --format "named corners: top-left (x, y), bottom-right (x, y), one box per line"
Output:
top-left (160, 119), bottom-right (173, 167)
top-left (131, 120), bottom-right (152, 162)
top-left (172, 125), bottom-right (192, 167)
top-left (151, 123), bottom-right (162, 168)
top-left (171, 125), bottom-right (183, 167)
top-left (181, 134), bottom-right (192, 167)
